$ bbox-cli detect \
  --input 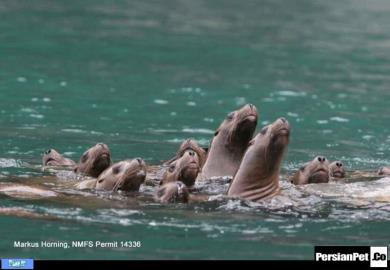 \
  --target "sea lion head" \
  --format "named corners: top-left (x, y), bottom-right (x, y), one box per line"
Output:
top-left (161, 149), bottom-right (201, 187)
top-left (155, 181), bottom-right (189, 203)
top-left (177, 139), bottom-right (207, 168)
top-left (227, 117), bottom-right (290, 201)
top-left (165, 139), bottom-right (207, 168)
top-left (329, 161), bottom-right (346, 178)
top-left (201, 104), bottom-right (258, 178)
top-left (291, 156), bottom-right (330, 185)
top-left (42, 149), bottom-right (76, 166)
top-left (213, 103), bottom-right (258, 150)
top-left (74, 143), bottom-right (111, 177)
top-left (378, 166), bottom-right (390, 176)
top-left (95, 158), bottom-right (146, 192)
